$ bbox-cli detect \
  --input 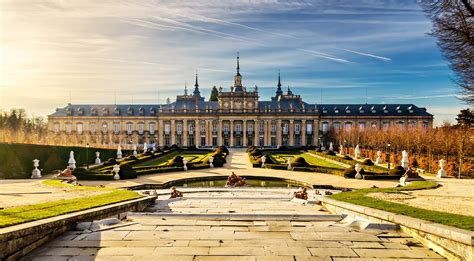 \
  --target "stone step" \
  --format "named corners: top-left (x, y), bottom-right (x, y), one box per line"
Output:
top-left (129, 213), bottom-right (343, 221)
